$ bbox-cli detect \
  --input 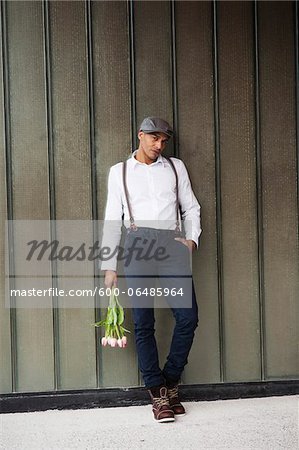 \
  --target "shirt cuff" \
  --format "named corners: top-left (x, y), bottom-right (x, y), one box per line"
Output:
top-left (99, 258), bottom-right (117, 272)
